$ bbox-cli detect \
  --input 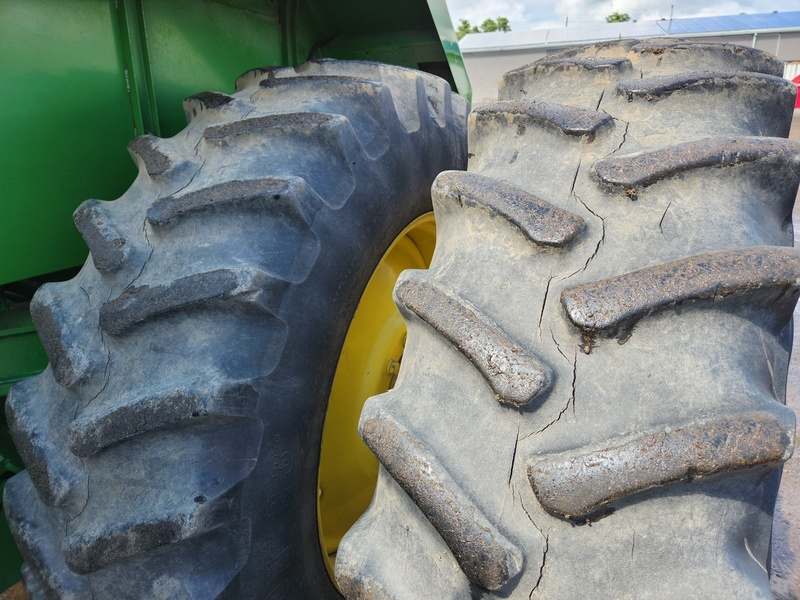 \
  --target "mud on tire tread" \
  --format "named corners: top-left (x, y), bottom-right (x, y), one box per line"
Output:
top-left (3, 60), bottom-right (467, 598)
top-left (337, 40), bottom-right (798, 598)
